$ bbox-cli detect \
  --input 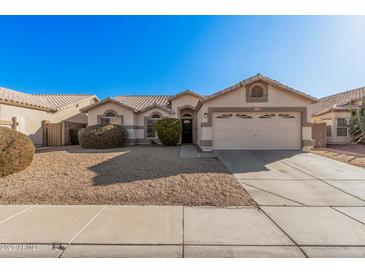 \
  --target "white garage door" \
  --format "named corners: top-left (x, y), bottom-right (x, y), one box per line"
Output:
top-left (213, 112), bottom-right (301, 150)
